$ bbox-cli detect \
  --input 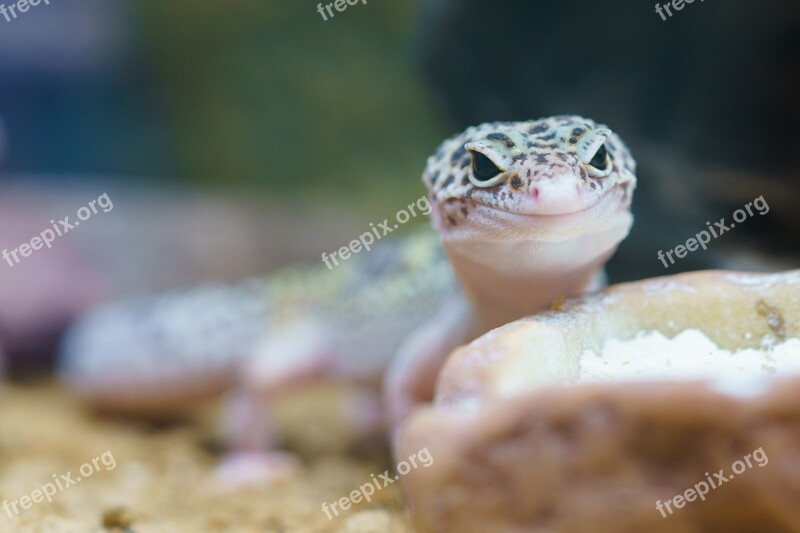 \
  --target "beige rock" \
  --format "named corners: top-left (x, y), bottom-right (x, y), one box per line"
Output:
top-left (398, 269), bottom-right (800, 533)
